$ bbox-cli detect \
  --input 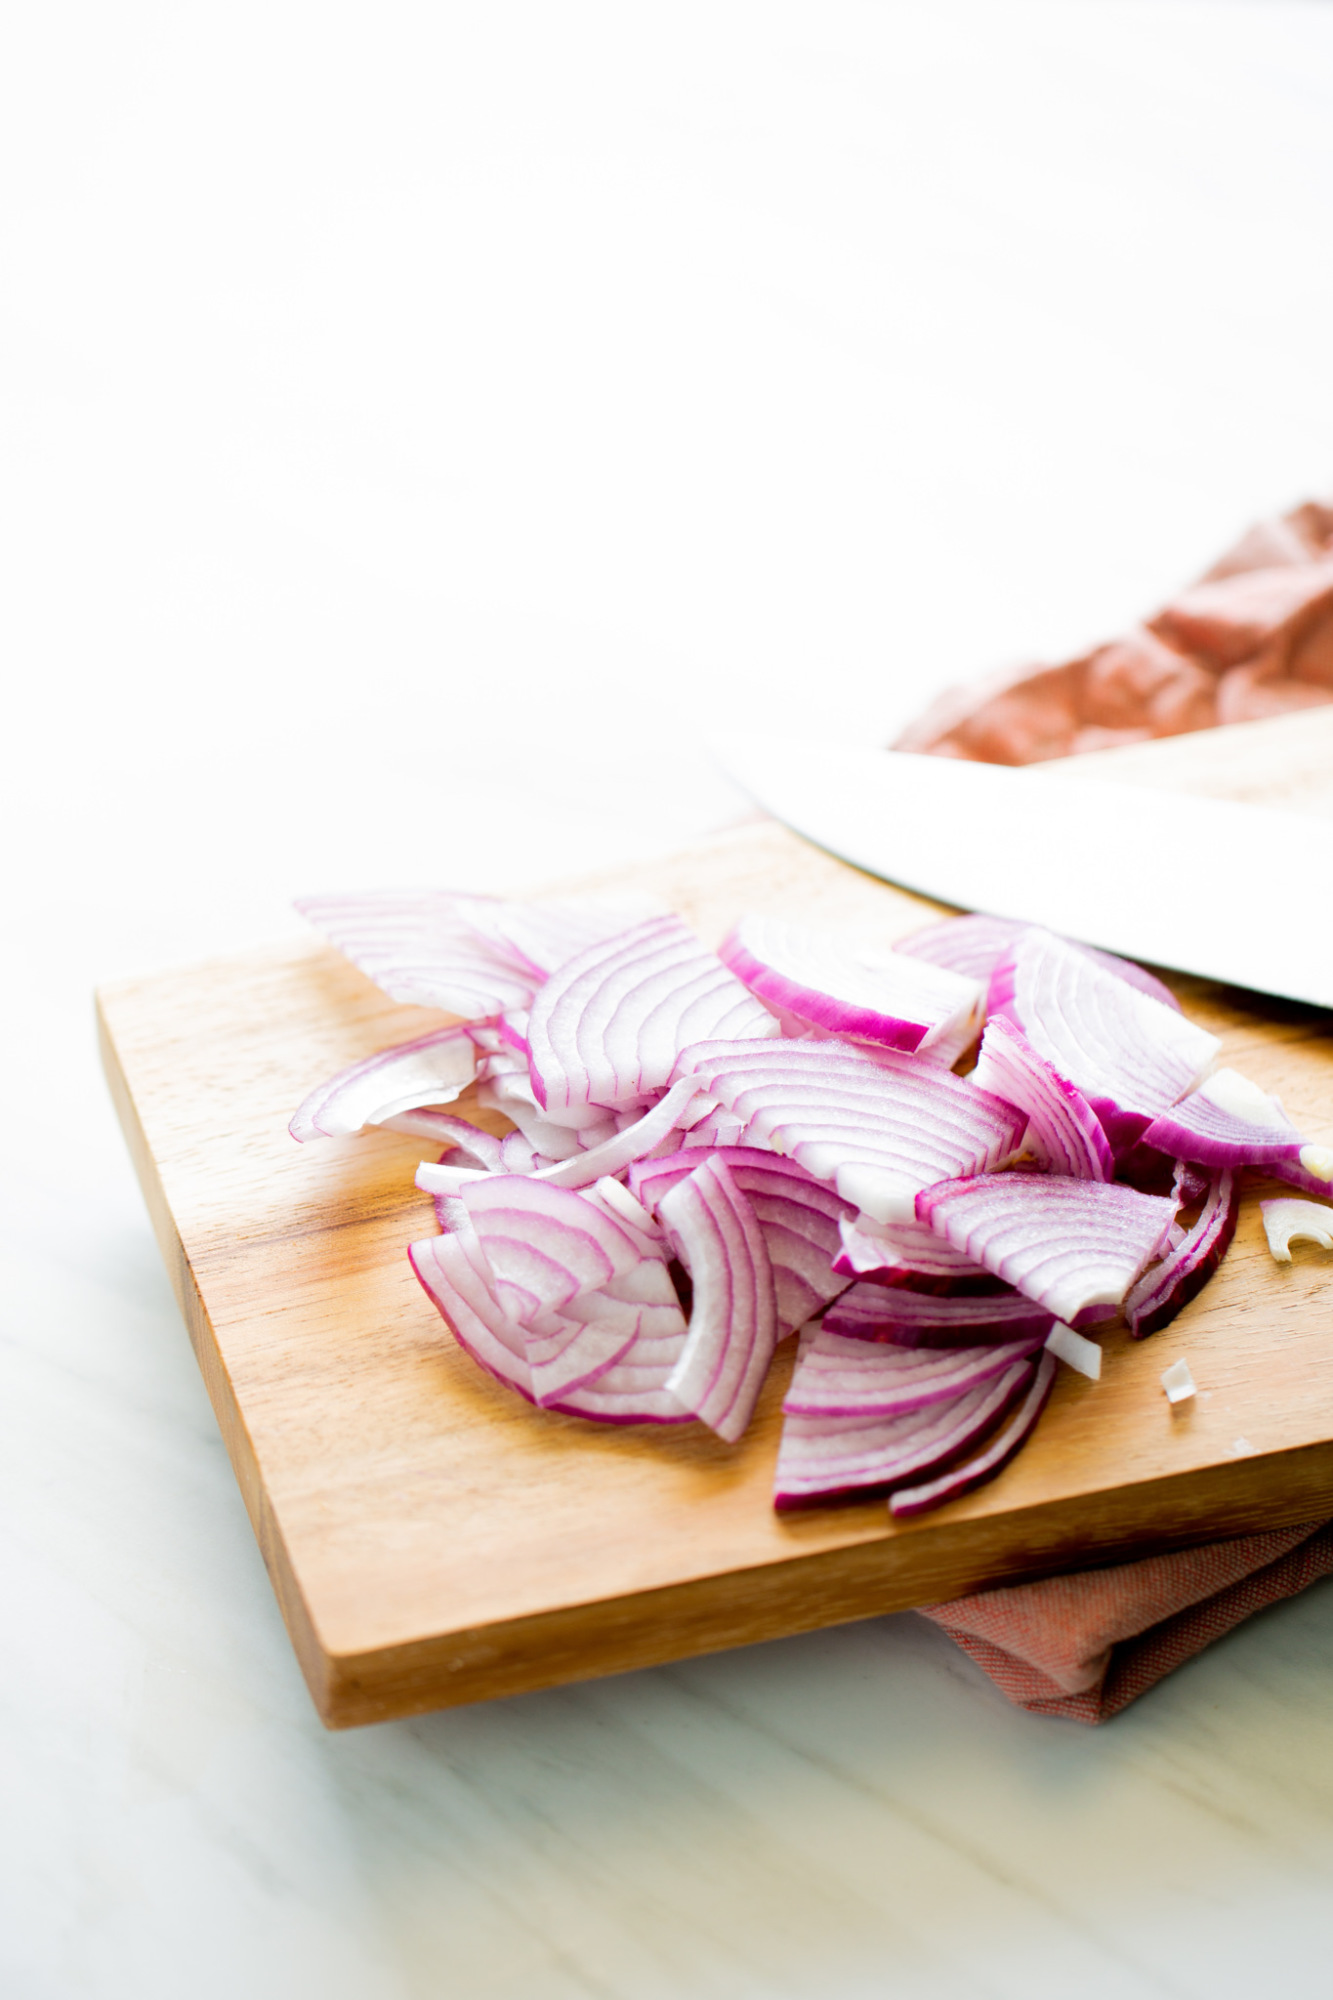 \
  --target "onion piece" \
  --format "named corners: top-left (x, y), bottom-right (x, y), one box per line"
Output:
top-left (1125, 1169), bottom-right (1239, 1337)
top-left (382, 1112), bottom-right (504, 1168)
top-left (719, 913), bottom-right (984, 1056)
top-left (917, 1172), bottom-right (1177, 1323)
top-left (289, 1024), bottom-right (479, 1142)
top-left (1161, 1358), bottom-right (1197, 1405)
top-left (970, 1015), bottom-right (1113, 1181)
top-left (632, 1145), bottom-right (852, 1334)
top-left (773, 1358), bottom-right (1034, 1510)
top-left (821, 1281), bottom-right (1053, 1347)
top-left (408, 1224), bottom-right (534, 1401)
top-left (671, 1038), bottom-right (1025, 1224)
top-left (897, 913), bottom-right (1182, 1011)
top-left (1044, 1321), bottom-right (1102, 1380)
top-left (832, 1213), bottom-right (1003, 1294)
top-left (783, 1322), bottom-right (1046, 1418)
top-left (1261, 1197), bottom-right (1333, 1262)
top-left (888, 1353), bottom-right (1057, 1518)
top-left (658, 1158), bottom-right (779, 1442)
top-left (1141, 1067), bottom-right (1310, 1174)
top-left (988, 928), bottom-right (1219, 1151)
top-left (527, 915), bottom-right (778, 1117)
top-left (534, 1077), bottom-right (705, 1189)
